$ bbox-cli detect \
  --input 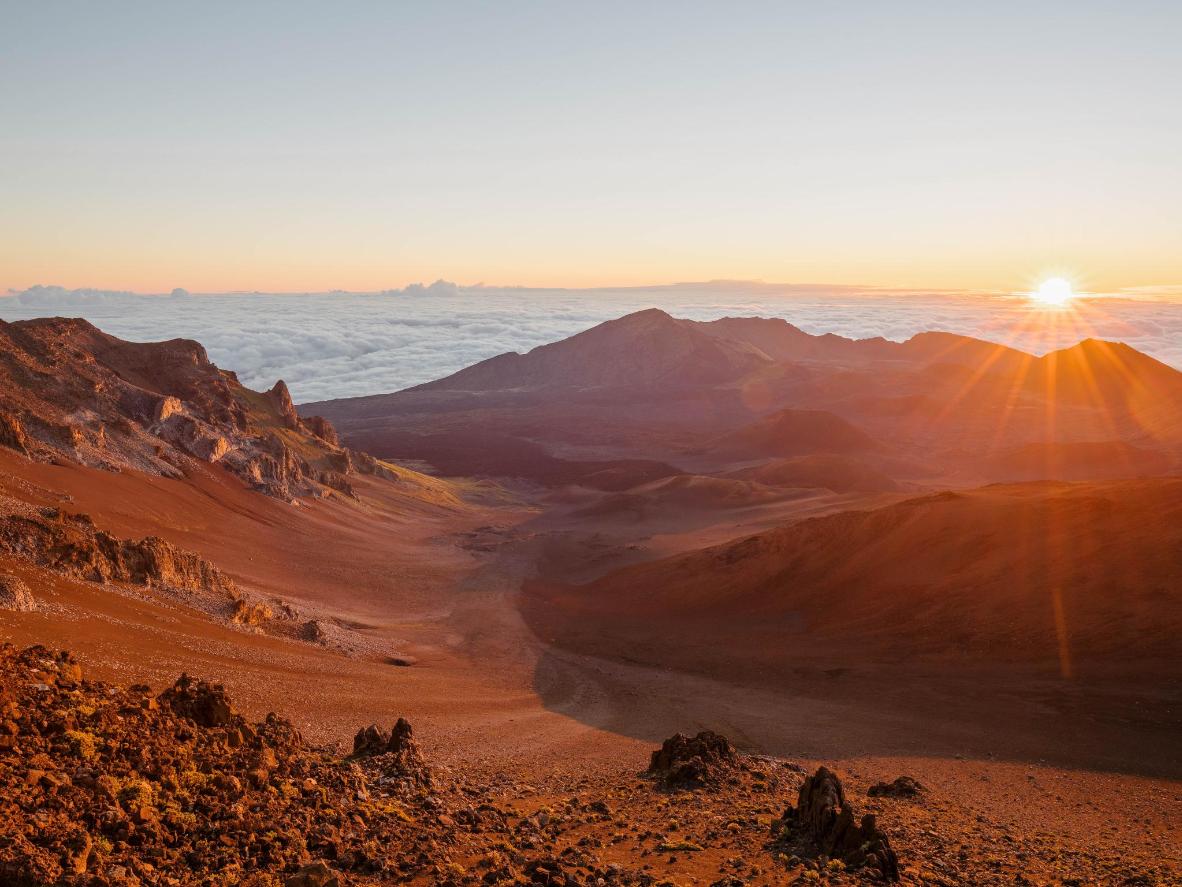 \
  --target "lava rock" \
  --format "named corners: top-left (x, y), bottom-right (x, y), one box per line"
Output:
top-left (868, 775), bottom-right (925, 798)
top-left (783, 766), bottom-right (900, 881)
top-left (647, 730), bottom-right (738, 788)
top-left (157, 674), bottom-right (235, 727)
